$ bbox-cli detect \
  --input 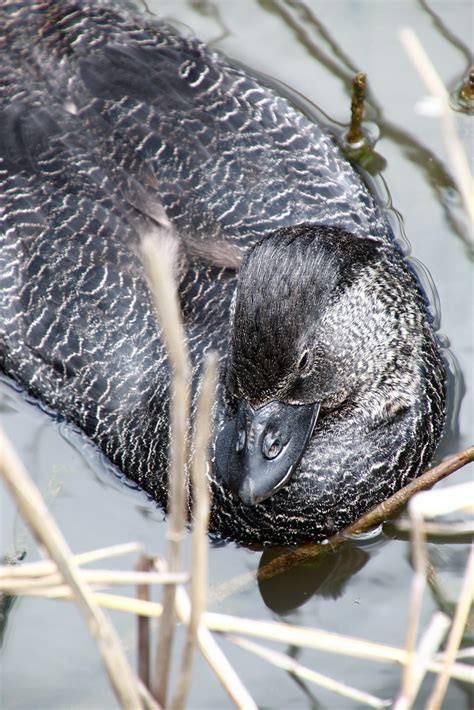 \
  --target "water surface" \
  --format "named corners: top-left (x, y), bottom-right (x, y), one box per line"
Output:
top-left (1, 1), bottom-right (473, 708)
